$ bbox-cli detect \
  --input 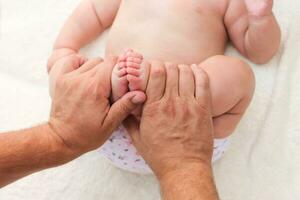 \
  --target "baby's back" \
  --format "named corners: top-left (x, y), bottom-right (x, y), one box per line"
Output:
top-left (106, 0), bottom-right (228, 64)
